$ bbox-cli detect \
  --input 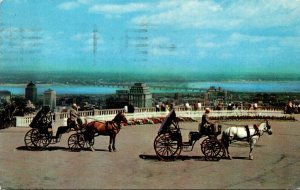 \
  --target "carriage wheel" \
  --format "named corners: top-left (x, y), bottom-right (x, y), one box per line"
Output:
top-left (30, 128), bottom-right (51, 151)
top-left (68, 133), bottom-right (84, 151)
top-left (153, 133), bottom-right (182, 161)
top-left (201, 138), bottom-right (225, 161)
top-left (24, 129), bottom-right (35, 150)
